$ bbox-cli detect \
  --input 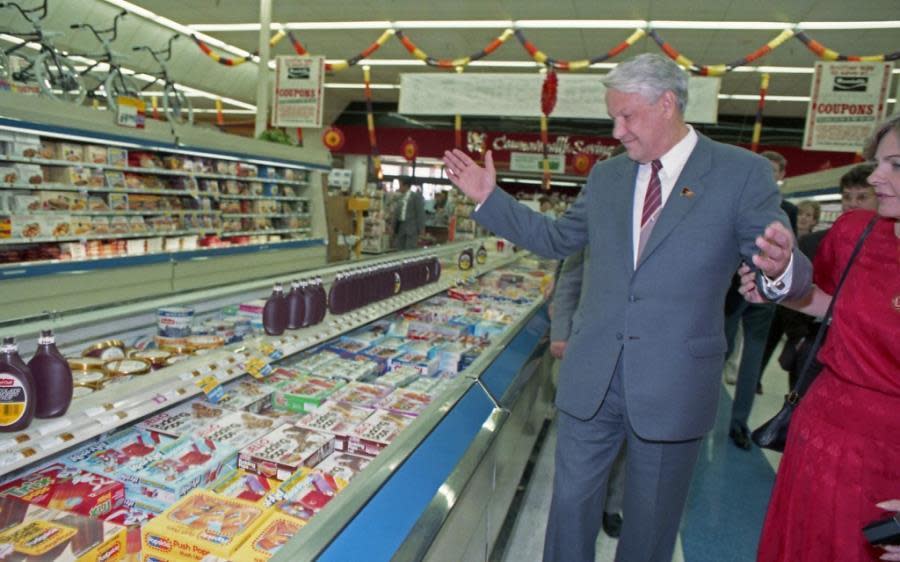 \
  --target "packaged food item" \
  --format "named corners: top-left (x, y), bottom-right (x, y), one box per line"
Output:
top-left (138, 400), bottom-right (229, 438)
top-left (141, 489), bottom-right (265, 561)
top-left (11, 194), bottom-right (41, 213)
top-left (66, 427), bottom-right (174, 479)
top-left (0, 336), bottom-right (36, 433)
top-left (80, 340), bottom-right (126, 361)
top-left (379, 388), bottom-right (432, 418)
top-left (230, 510), bottom-right (306, 562)
top-left (0, 463), bottom-right (124, 517)
top-left (196, 410), bottom-right (276, 451)
top-left (39, 190), bottom-right (74, 211)
top-left (100, 500), bottom-right (154, 561)
top-left (135, 436), bottom-right (235, 506)
top-left (238, 424), bottom-right (334, 481)
top-left (107, 147), bottom-right (128, 168)
top-left (55, 142), bottom-right (84, 162)
top-left (109, 216), bottom-right (129, 235)
top-left (314, 451), bottom-right (371, 482)
top-left (91, 216), bottom-right (111, 235)
top-left (207, 468), bottom-right (280, 506)
top-left (7, 215), bottom-right (44, 239)
top-left (345, 408), bottom-right (414, 457)
top-left (0, 495), bottom-right (127, 562)
top-left (129, 348), bottom-right (171, 369)
top-left (103, 358), bottom-right (151, 377)
top-left (217, 379), bottom-right (276, 414)
top-left (329, 382), bottom-right (392, 410)
top-left (271, 376), bottom-right (344, 414)
top-left (70, 218), bottom-right (92, 236)
top-left (0, 166), bottom-right (16, 183)
top-left (157, 306), bottom-right (194, 338)
top-left (270, 471), bottom-right (346, 521)
top-left (45, 166), bottom-right (91, 186)
top-left (295, 401), bottom-right (373, 444)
